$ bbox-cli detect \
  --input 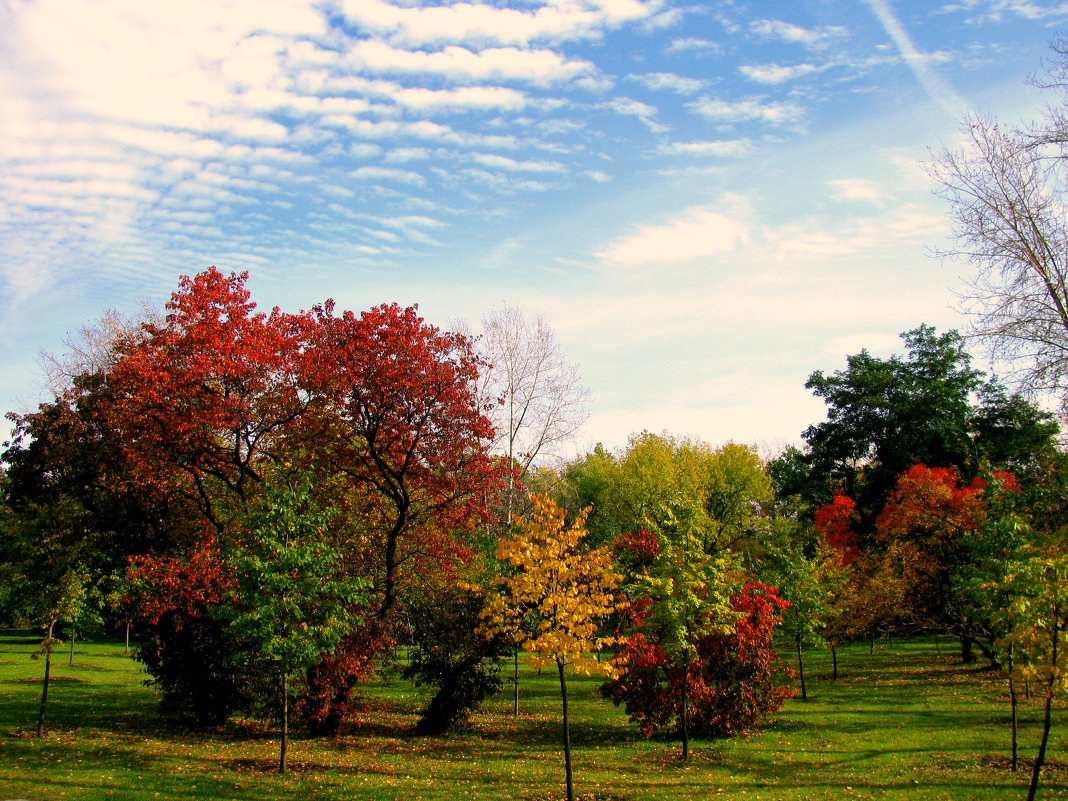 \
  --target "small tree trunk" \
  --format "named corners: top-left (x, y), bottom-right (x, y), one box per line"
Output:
top-left (681, 659), bottom-right (690, 761)
top-left (869, 635), bottom-right (875, 655)
top-left (556, 658), bottom-right (574, 801)
top-left (1008, 644), bottom-right (1018, 772)
top-left (796, 638), bottom-right (807, 700)
top-left (513, 647), bottom-right (520, 717)
top-left (1029, 675), bottom-right (1055, 801)
top-left (69, 627), bottom-right (76, 666)
top-left (1028, 597), bottom-right (1062, 801)
top-left (831, 643), bottom-right (839, 681)
top-left (280, 671), bottom-right (289, 775)
top-left (125, 621), bottom-right (130, 656)
top-left (37, 619), bottom-right (55, 737)
top-left (961, 635), bottom-right (975, 664)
